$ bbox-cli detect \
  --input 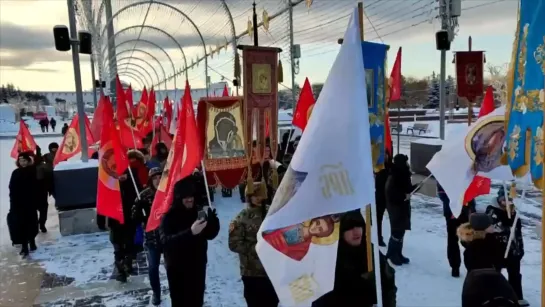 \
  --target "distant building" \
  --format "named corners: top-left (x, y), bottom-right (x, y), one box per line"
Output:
top-left (36, 82), bottom-right (230, 107)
